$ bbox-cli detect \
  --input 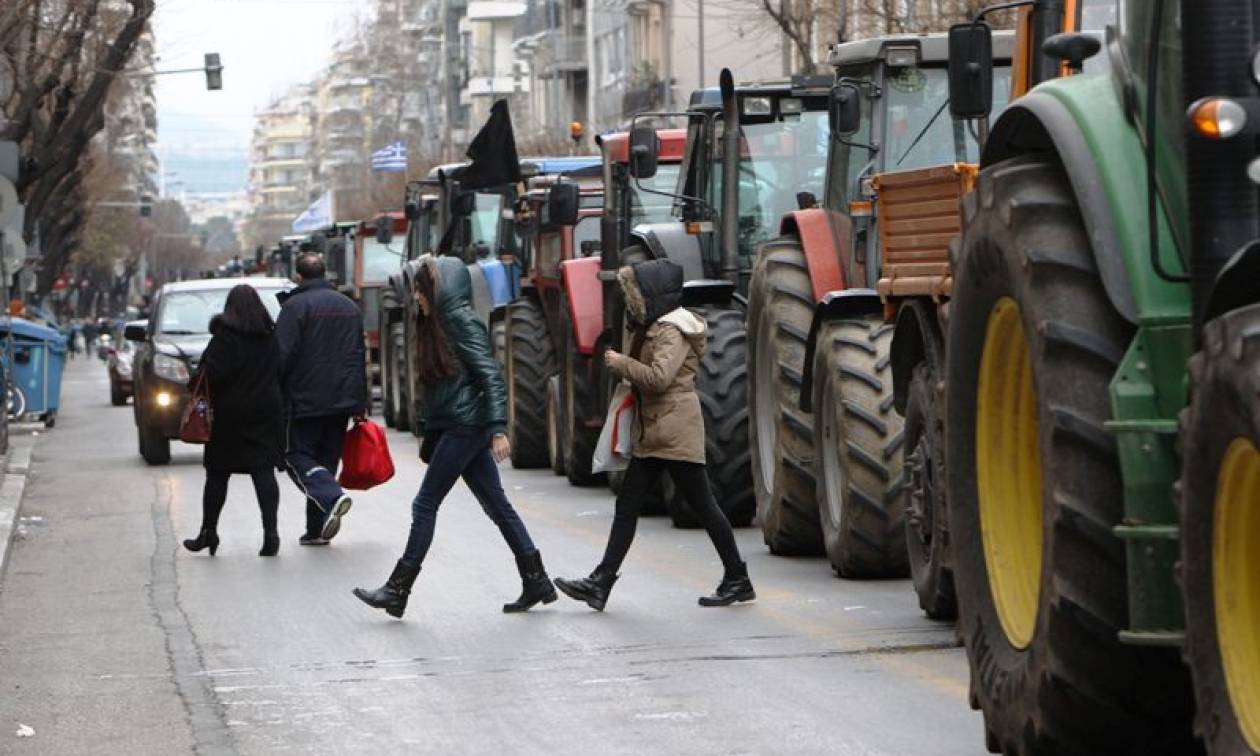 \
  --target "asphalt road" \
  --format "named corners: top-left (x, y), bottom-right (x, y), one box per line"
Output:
top-left (0, 359), bottom-right (985, 755)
